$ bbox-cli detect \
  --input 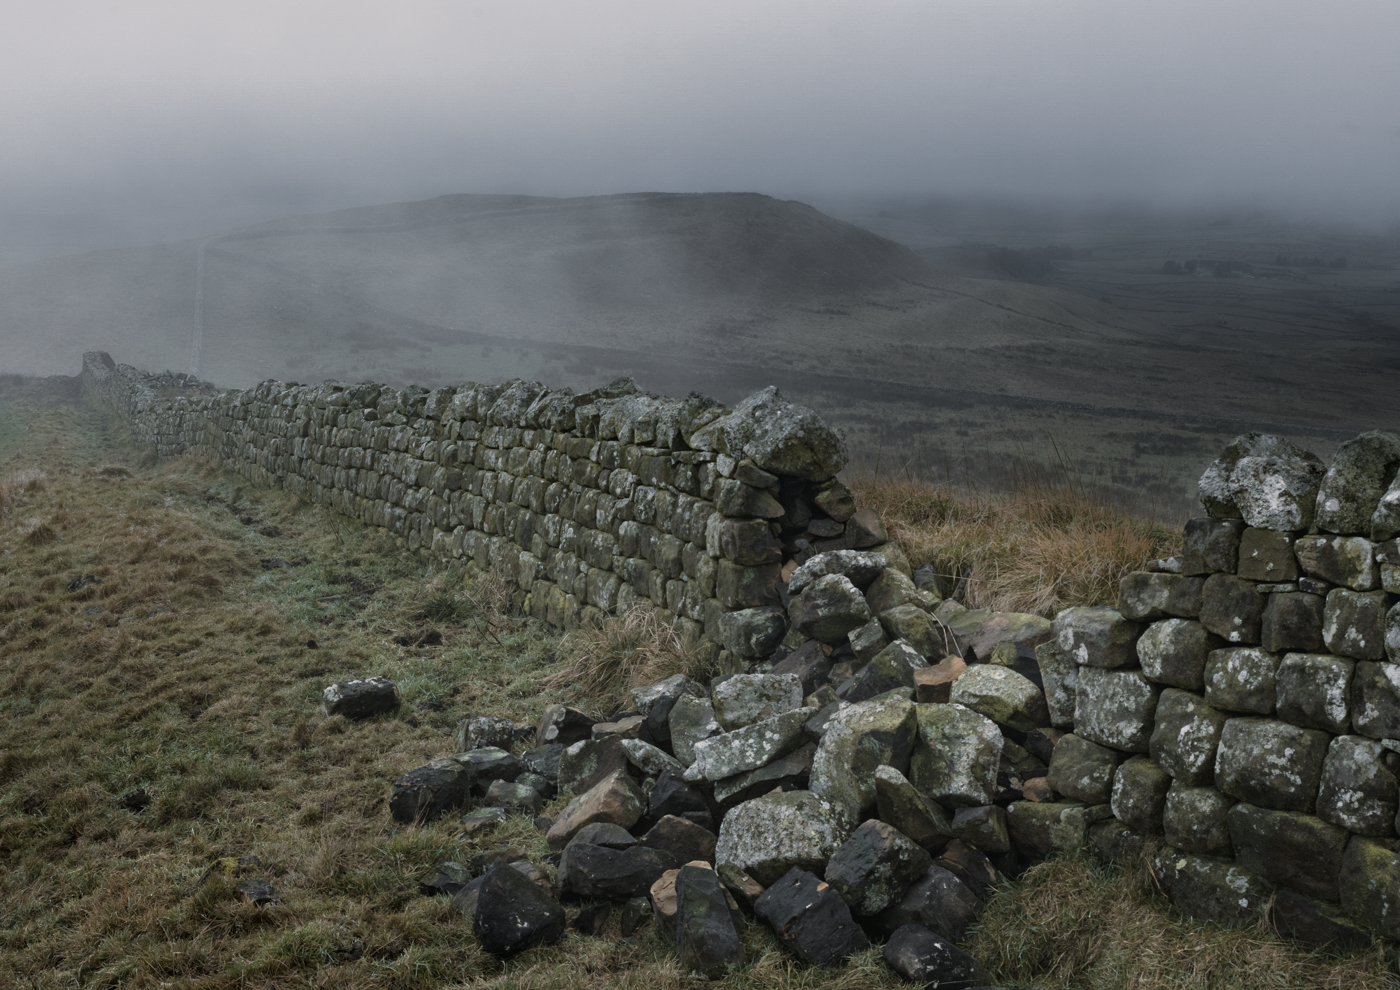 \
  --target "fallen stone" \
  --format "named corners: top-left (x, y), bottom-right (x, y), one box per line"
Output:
top-left (473, 861), bottom-right (566, 956)
top-left (824, 819), bottom-right (934, 916)
top-left (1163, 781), bottom-right (1234, 856)
top-left (669, 693), bottom-right (723, 766)
top-left (570, 902), bottom-right (611, 936)
top-left (713, 741), bottom-right (814, 808)
top-left (1054, 606), bottom-right (1142, 668)
top-left (322, 676), bottom-right (400, 718)
top-left (866, 566), bottom-right (940, 618)
top-left (648, 868), bottom-right (681, 936)
top-left (1315, 430), bottom-right (1400, 535)
top-left (1227, 802), bottom-right (1348, 901)
top-left (838, 639), bottom-right (926, 703)
top-left (1118, 573), bottom-right (1205, 622)
top-left (1110, 756), bottom-right (1171, 833)
top-left (1136, 619), bottom-right (1220, 690)
top-left (620, 738), bottom-right (683, 778)
top-left (685, 707), bottom-right (814, 781)
top-left (714, 790), bottom-right (850, 886)
top-left (811, 693), bottom-right (919, 820)
top-left (1275, 651), bottom-right (1355, 733)
top-left (933, 840), bottom-right (1006, 904)
top-left (419, 861), bottom-right (472, 897)
top-left (1046, 733), bottom-right (1121, 805)
top-left (879, 604), bottom-right (948, 658)
top-left (712, 671), bottom-right (804, 730)
top-left (570, 822), bottom-right (638, 848)
top-left (769, 639), bottom-right (833, 696)
top-left (1214, 718), bottom-right (1329, 813)
top-left (1152, 846), bottom-right (1270, 927)
top-left (845, 507), bottom-right (888, 549)
top-left (648, 769), bottom-right (714, 830)
top-left (458, 806), bottom-right (508, 838)
top-left (875, 867), bottom-right (983, 943)
top-left (914, 654), bottom-right (967, 704)
top-left (641, 815), bottom-right (718, 865)
top-left (1261, 592), bottom-right (1326, 653)
top-left (717, 862), bottom-right (765, 910)
top-left (389, 758), bottom-right (471, 824)
top-left (789, 573), bottom-right (874, 644)
top-left (1203, 647), bottom-right (1281, 714)
top-left (1323, 588), bottom-right (1389, 660)
top-left (1073, 667), bottom-right (1161, 753)
top-left (557, 736), bottom-right (629, 797)
top-left (546, 770), bottom-right (646, 850)
top-left (909, 704), bottom-right (1003, 808)
top-left (719, 606), bottom-right (788, 659)
top-left (753, 867), bottom-right (869, 967)
top-left (1149, 688), bottom-right (1229, 786)
top-left (788, 550), bottom-right (888, 594)
top-left (950, 805), bottom-right (1011, 854)
top-left (675, 865), bottom-right (745, 979)
top-left (848, 619), bottom-right (890, 665)
top-left (965, 611), bottom-right (1054, 663)
top-left (537, 704), bottom-right (596, 748)
top-left (882, 924), bottom-right (986, 990)
top-left (481, 780), bottom-right (545, 817)
top-left (1270, 887), bottom-right (1373, 951)
top-left (949, 664), bottom-right (1049, 732)
top-left (519, 744), bottom-right (565, 783)
top-left (454, 715), bottom-right (515, 752)
top-left (1295, 535), bottom-right (1379, 591)
top-left (1088, 821), bottom-right (1145, 865)
top-left (632, 674), bottom-right (707, 745)
top-left (1199, 573), bottom-right (1266, 645)
top-left (558, 838), bottom-right (677, 900)
top-left (874, 764), bottom-right (956, 854)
